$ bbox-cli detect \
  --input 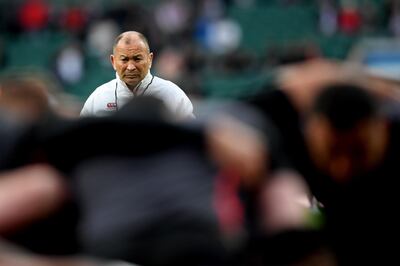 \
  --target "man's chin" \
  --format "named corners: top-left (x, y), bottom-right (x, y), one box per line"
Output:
top-left (124, 78), bottom-right (140, 86)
